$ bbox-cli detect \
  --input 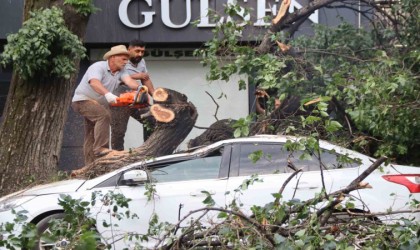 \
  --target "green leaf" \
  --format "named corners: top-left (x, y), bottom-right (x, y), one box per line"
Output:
top-left (234, 128), bottom-right (241, 138)
top-left (217, 212), bottom-right (228, 218)
top-left (201, 191), bottom-right (216, 206)
top-left (295, 229), bottom-right (306, 238)
top-left (325, 120), bottom-right (343, 133)
top-left (238, 79), bottom-right (246, 90)
top-left (299, 152), bottom-right (313, 161)
top-left (248, 150), bottom-right (263, 163)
